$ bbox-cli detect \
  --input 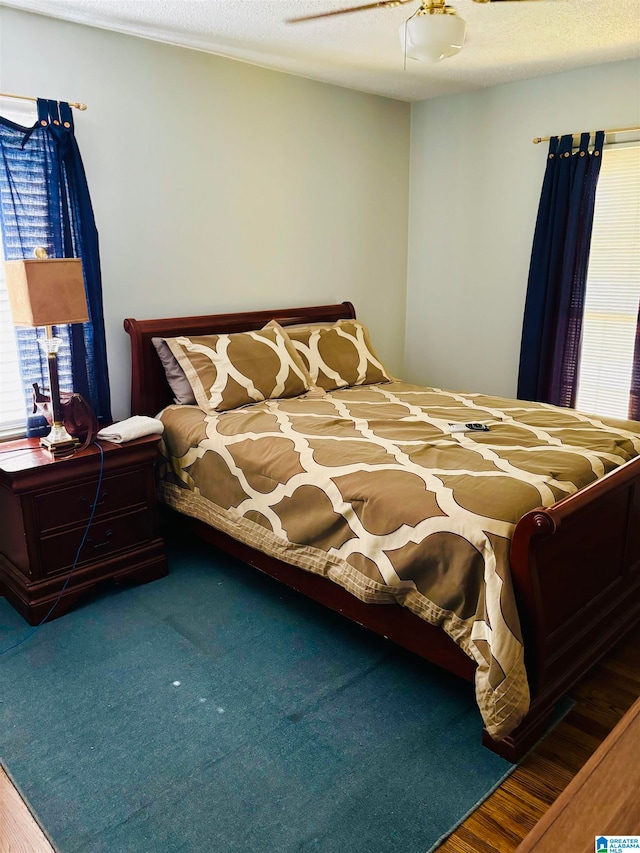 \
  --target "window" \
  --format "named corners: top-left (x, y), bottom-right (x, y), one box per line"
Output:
top-left (576, 142), bottom-right (640, 420)
top-left (0, 99), bottom-right (79, 439)
top-left (0, 236), bottom-right (27, 437)
top-left (0, 100), bottom-right (38, 438)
